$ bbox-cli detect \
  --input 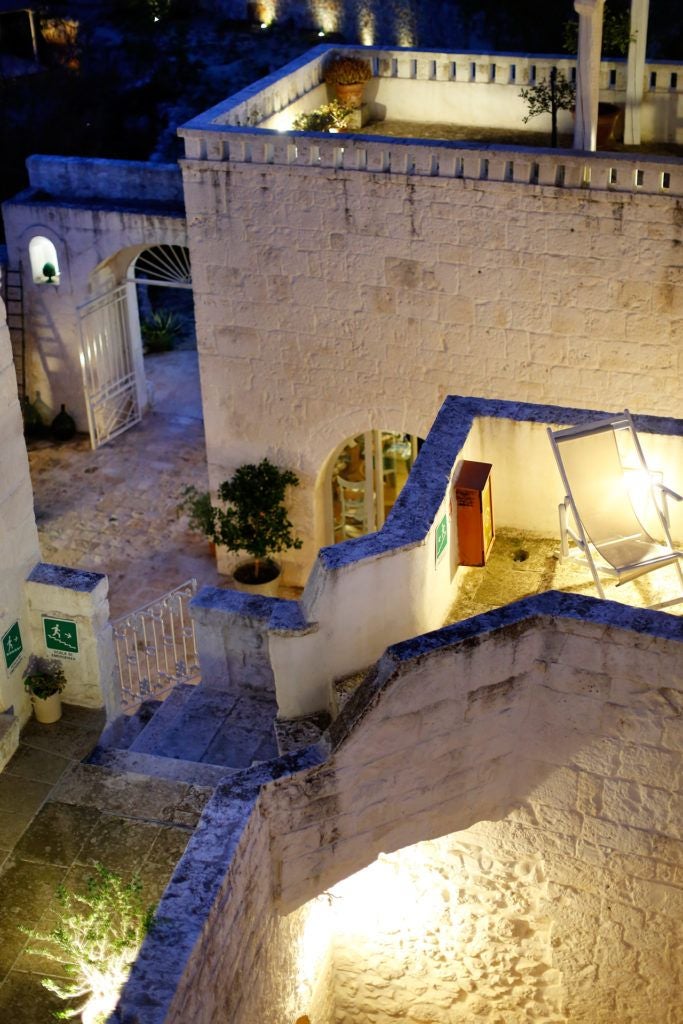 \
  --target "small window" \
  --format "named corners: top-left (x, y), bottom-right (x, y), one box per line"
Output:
top-left (29, 236), bottom-right (60, 285)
